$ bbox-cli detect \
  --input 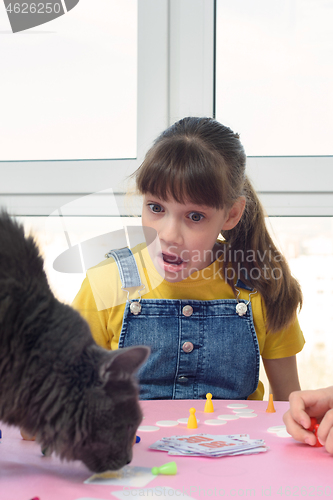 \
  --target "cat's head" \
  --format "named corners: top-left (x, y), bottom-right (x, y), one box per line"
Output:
top-left (43, 345), bottom-right (150, 473)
